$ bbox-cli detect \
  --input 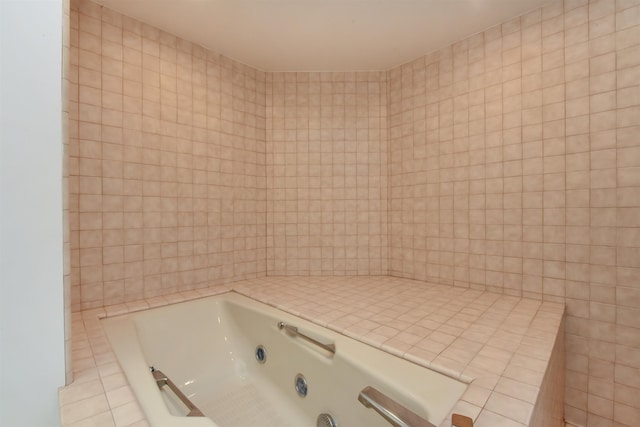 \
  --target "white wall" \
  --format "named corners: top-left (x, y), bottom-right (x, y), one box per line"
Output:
top-left (0, 1), bottom-right (65, 426)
